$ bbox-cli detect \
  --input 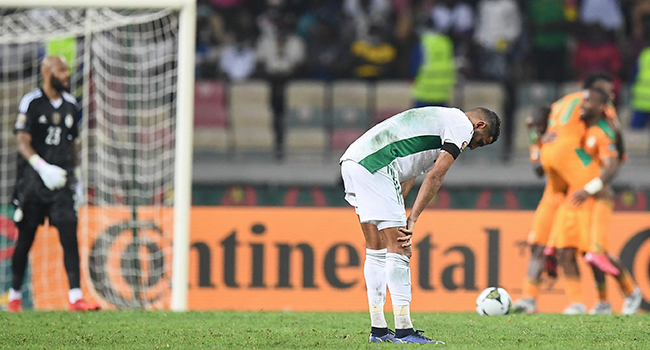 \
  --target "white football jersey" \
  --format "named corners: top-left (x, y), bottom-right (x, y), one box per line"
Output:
top-left (340, 107), bottom-right (474, 181)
